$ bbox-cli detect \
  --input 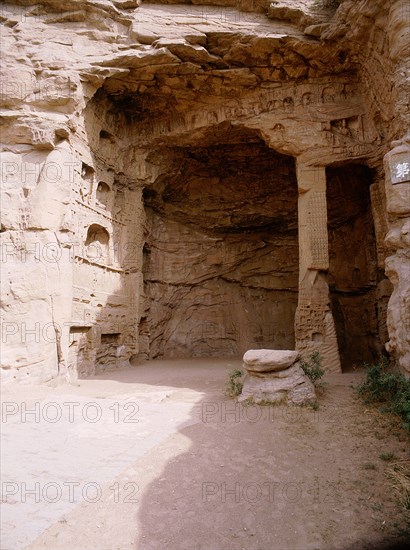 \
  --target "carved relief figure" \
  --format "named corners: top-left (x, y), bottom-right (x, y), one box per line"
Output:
top-left (322, 86), bottom-right (337, 103)
top-left (85, 224), bottom-right (110, 264)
